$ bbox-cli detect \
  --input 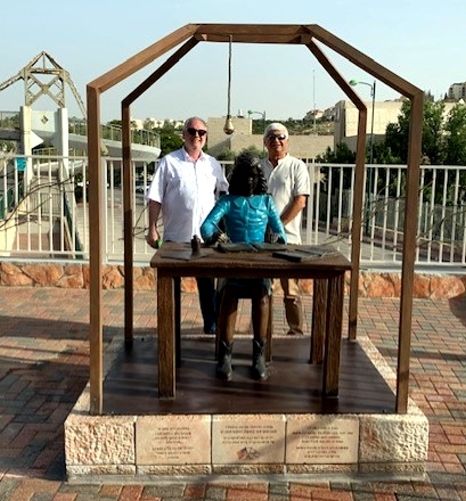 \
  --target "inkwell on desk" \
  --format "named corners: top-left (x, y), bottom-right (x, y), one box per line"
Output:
top-left (191, 235), bottom-right (201, 256)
